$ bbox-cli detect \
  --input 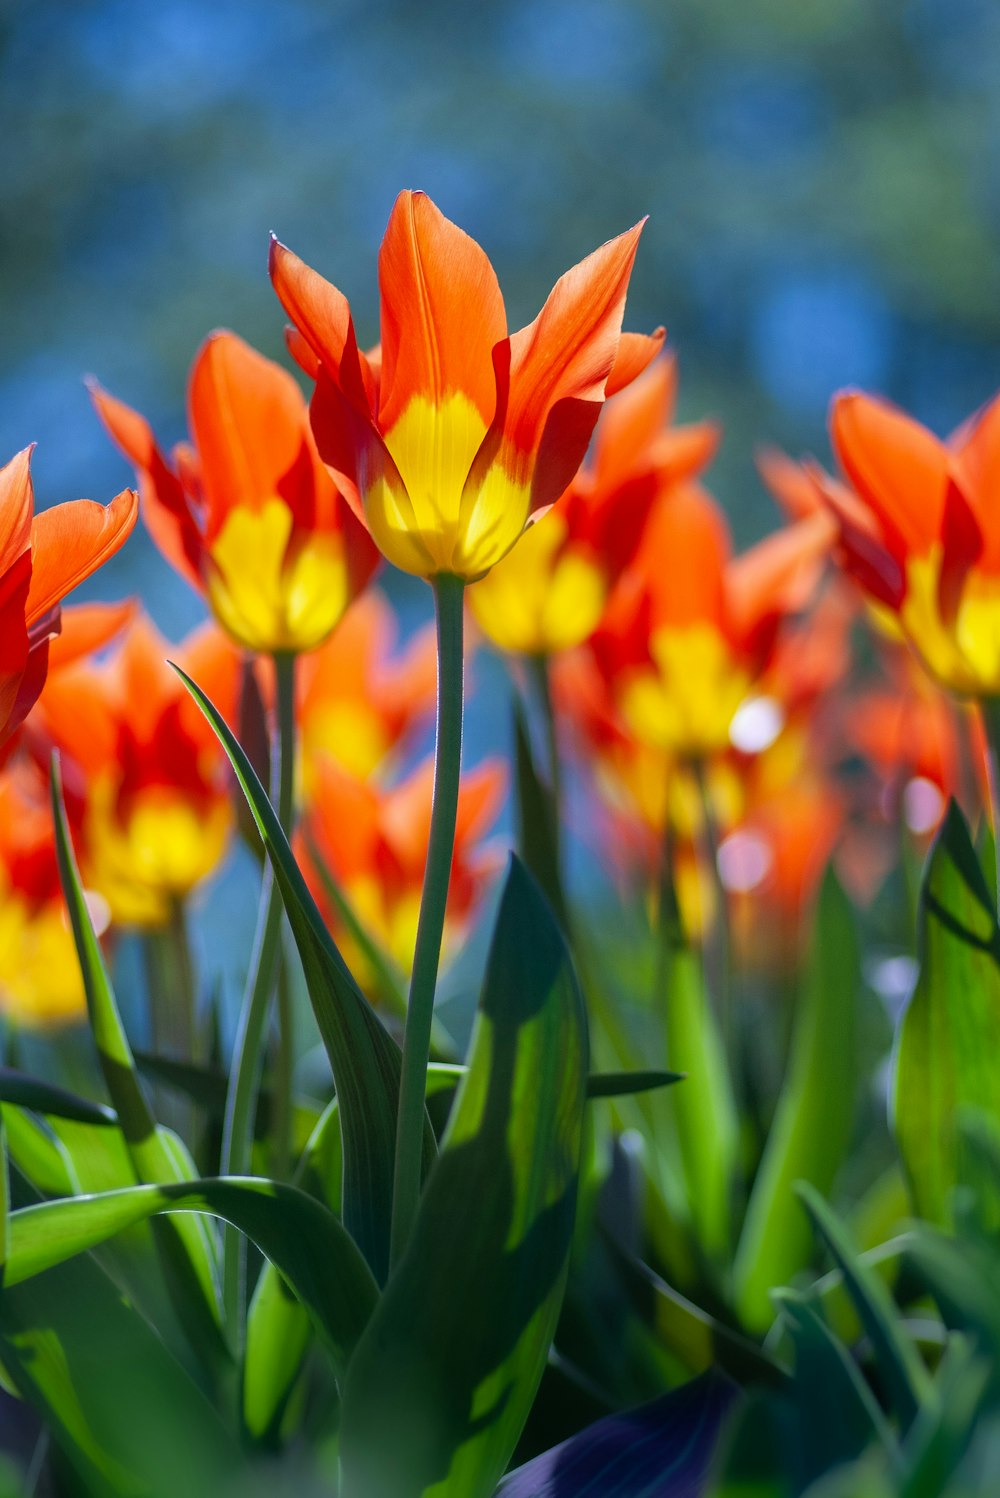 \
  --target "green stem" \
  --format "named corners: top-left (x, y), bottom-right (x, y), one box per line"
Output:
top-left (692, 757), bottom-right (731, 1031)
top-left (979, 697), bottom-right (1000, 914)
top-left (390, 574), bottom-right (465, 1269)
top-left (220, 650), bottom-right (296, 1338)
top-left (530, 651), bottom-right (562, 873)
top-left (143, 900), bottom-right (198, 1138)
